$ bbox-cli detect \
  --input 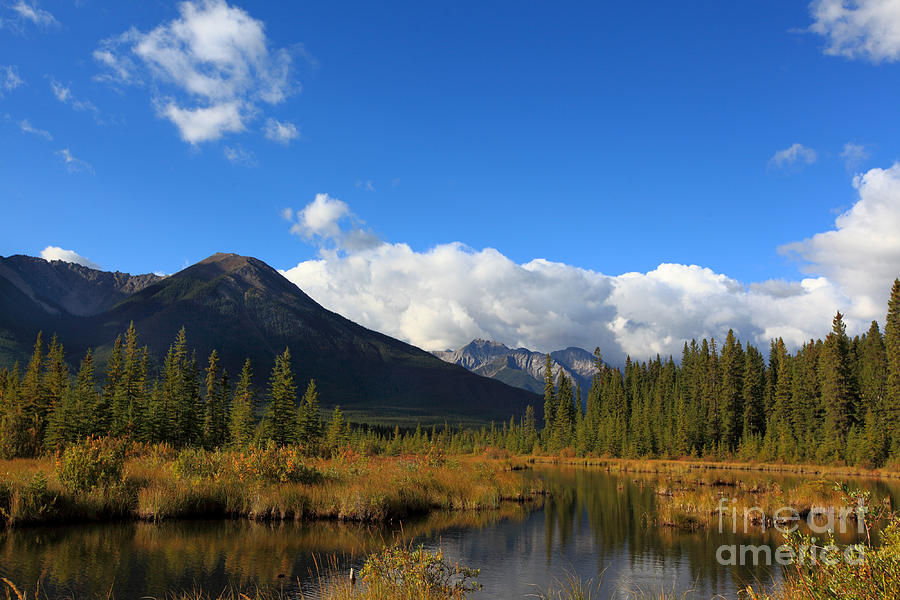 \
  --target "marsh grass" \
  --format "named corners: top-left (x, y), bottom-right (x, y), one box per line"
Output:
top-left (529, 456), bottom-right (900, 480)
top-left (0, 447), bottom-right (543, 528)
